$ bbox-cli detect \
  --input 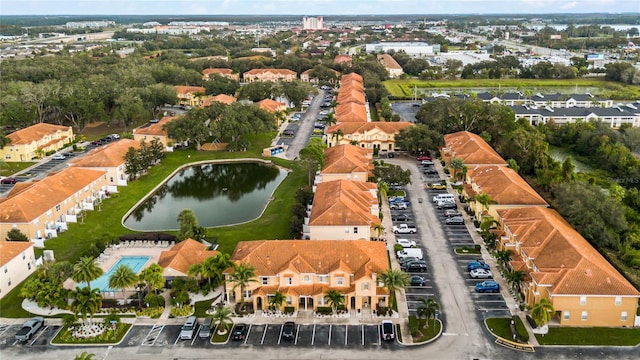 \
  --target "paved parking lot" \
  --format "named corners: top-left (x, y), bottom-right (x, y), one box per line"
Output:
top-left (0, 323), bottom-right (59, 349)
top-left (390, 102), bottom-right (421, 122)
